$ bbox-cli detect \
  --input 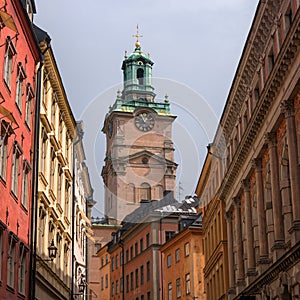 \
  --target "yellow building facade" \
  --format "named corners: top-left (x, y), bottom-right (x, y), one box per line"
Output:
top-left (195, 151), bottom-right (228, 300)
top-left (34, 30), bottom-right (76, 299)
